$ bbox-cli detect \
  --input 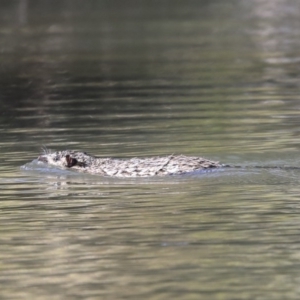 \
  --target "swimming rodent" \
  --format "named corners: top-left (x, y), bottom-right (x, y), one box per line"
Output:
top-left (37, 149), bottom-right (300, 178)
top-left (37, 149), bottom-right (223, 177)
